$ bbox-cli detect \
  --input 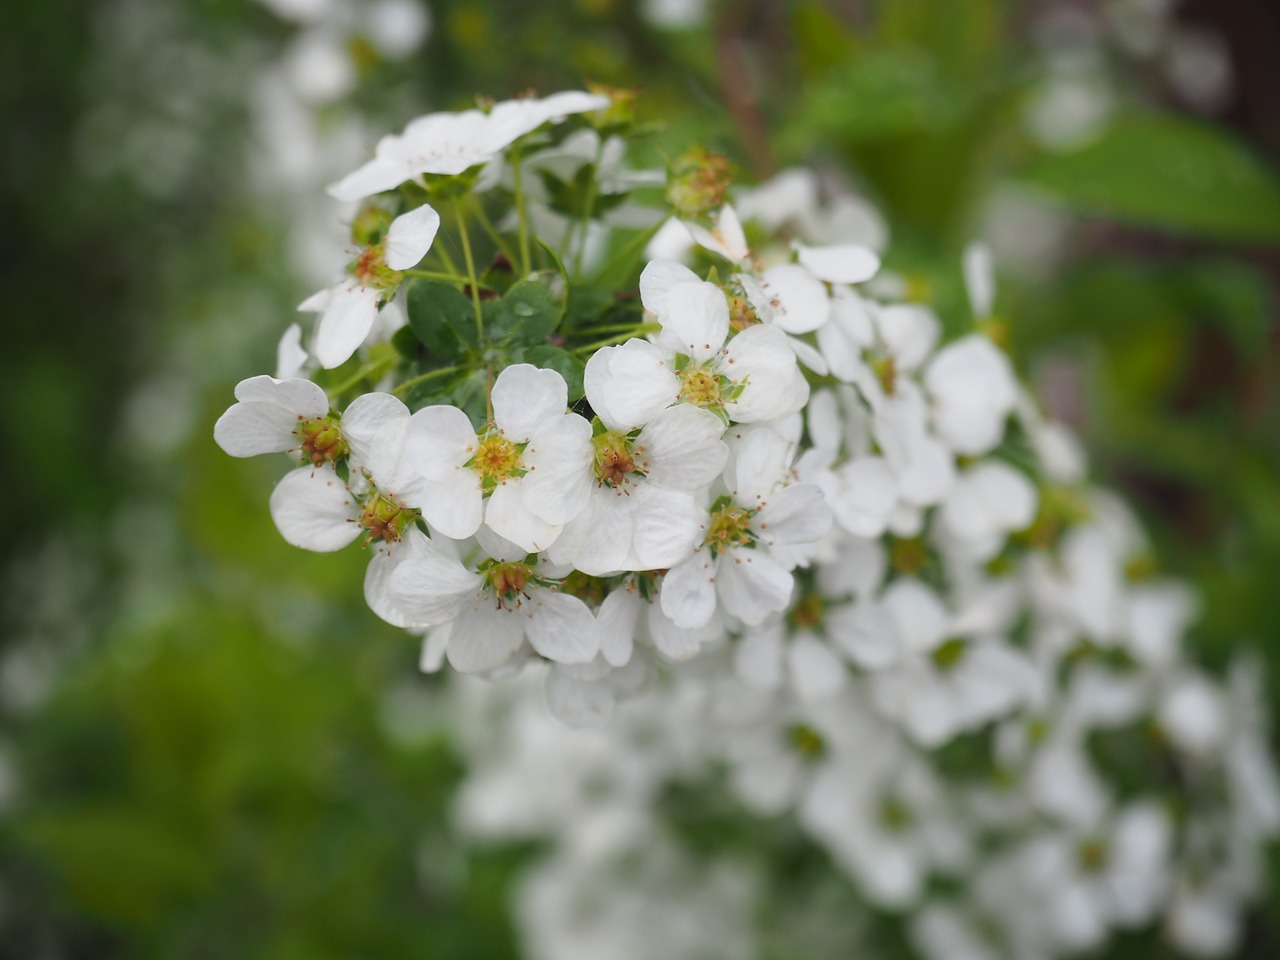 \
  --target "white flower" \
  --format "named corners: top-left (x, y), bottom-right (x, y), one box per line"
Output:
top-left (213, 375), bottom-right (333, 460)
top-left (937, 460), bottom-right (1038, 562)
top-left (406, 364), bottom-right (593, 553)
top-left (267, 391), bottom-right (429, 553)
top-left (661, 427), bottom-right (832, 629)
top-left (547, 403), bottom-right (728, 576)
top-left (387, 528), bottom-right (600, 672)
top-left (924, 334), bottom-right (1018, 456)
top-left (299, 204), bottom-right (441, 368)
top-left (600, 271), bottom-right (809, 426)
top-left (327, 90), bottom-right (609, 202)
